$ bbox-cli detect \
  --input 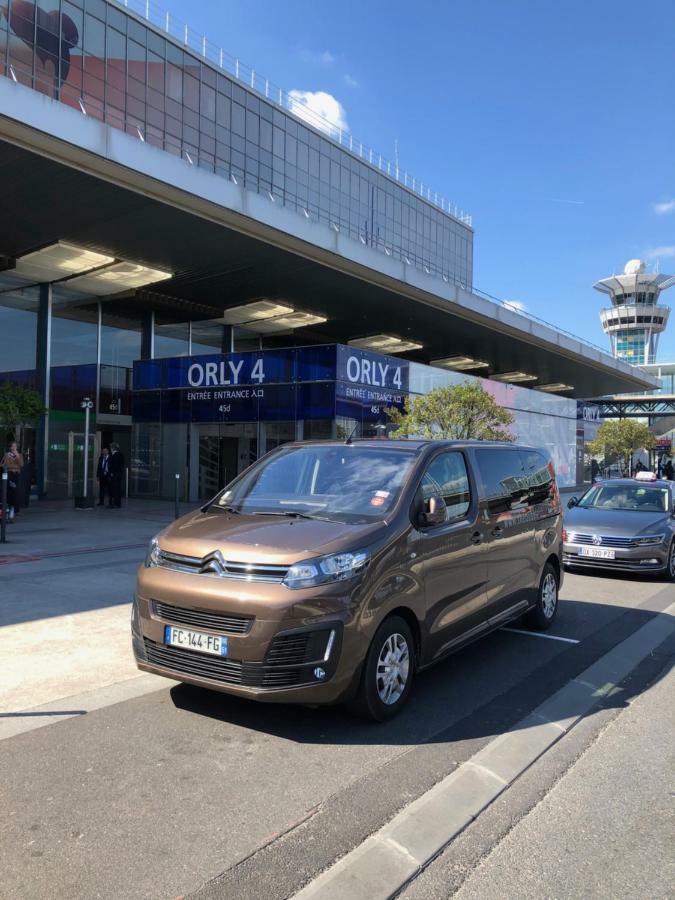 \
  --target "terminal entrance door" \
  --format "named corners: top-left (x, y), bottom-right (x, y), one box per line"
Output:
top-left (193, 423), bottom-right (258, 501)
top-left (66, 431), bottom-right (100, 498)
